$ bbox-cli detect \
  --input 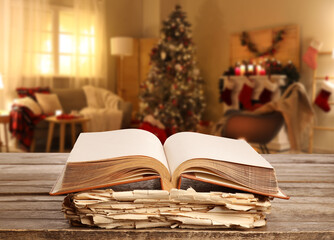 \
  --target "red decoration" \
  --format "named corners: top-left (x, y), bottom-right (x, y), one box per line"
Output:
top-left (16, 87), bottom-right (50, 100)
top-left (315, 90), bottom-right (331, 112)
top-left (56, 114), bottom-right (79, 120)
top-left (220, 88), bottom-right (233, 106)
top-left (234, 67), bottom-right (241, 76)
top-left (139, 122), bottom-right (167, 143)
top-left (238, 84), bottom-right (254, 110)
